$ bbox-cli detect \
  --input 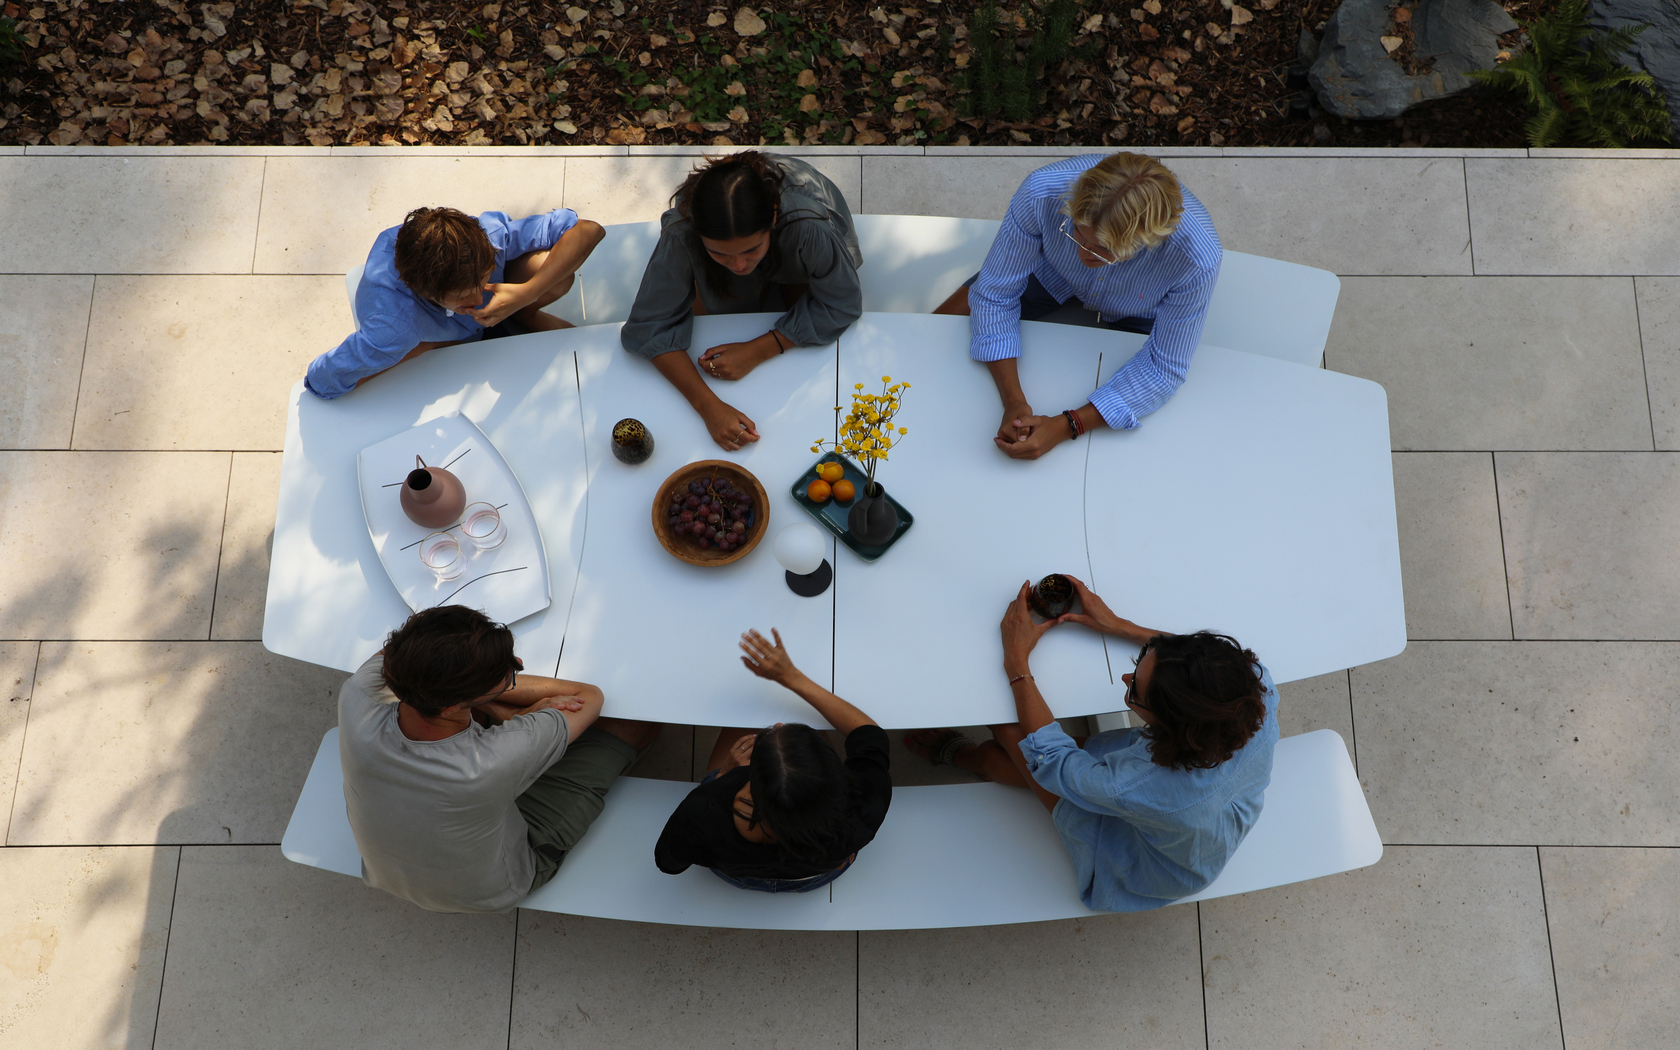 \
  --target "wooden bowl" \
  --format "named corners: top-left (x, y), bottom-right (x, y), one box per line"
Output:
top-left (651, 460), bottom-right (770, 567)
